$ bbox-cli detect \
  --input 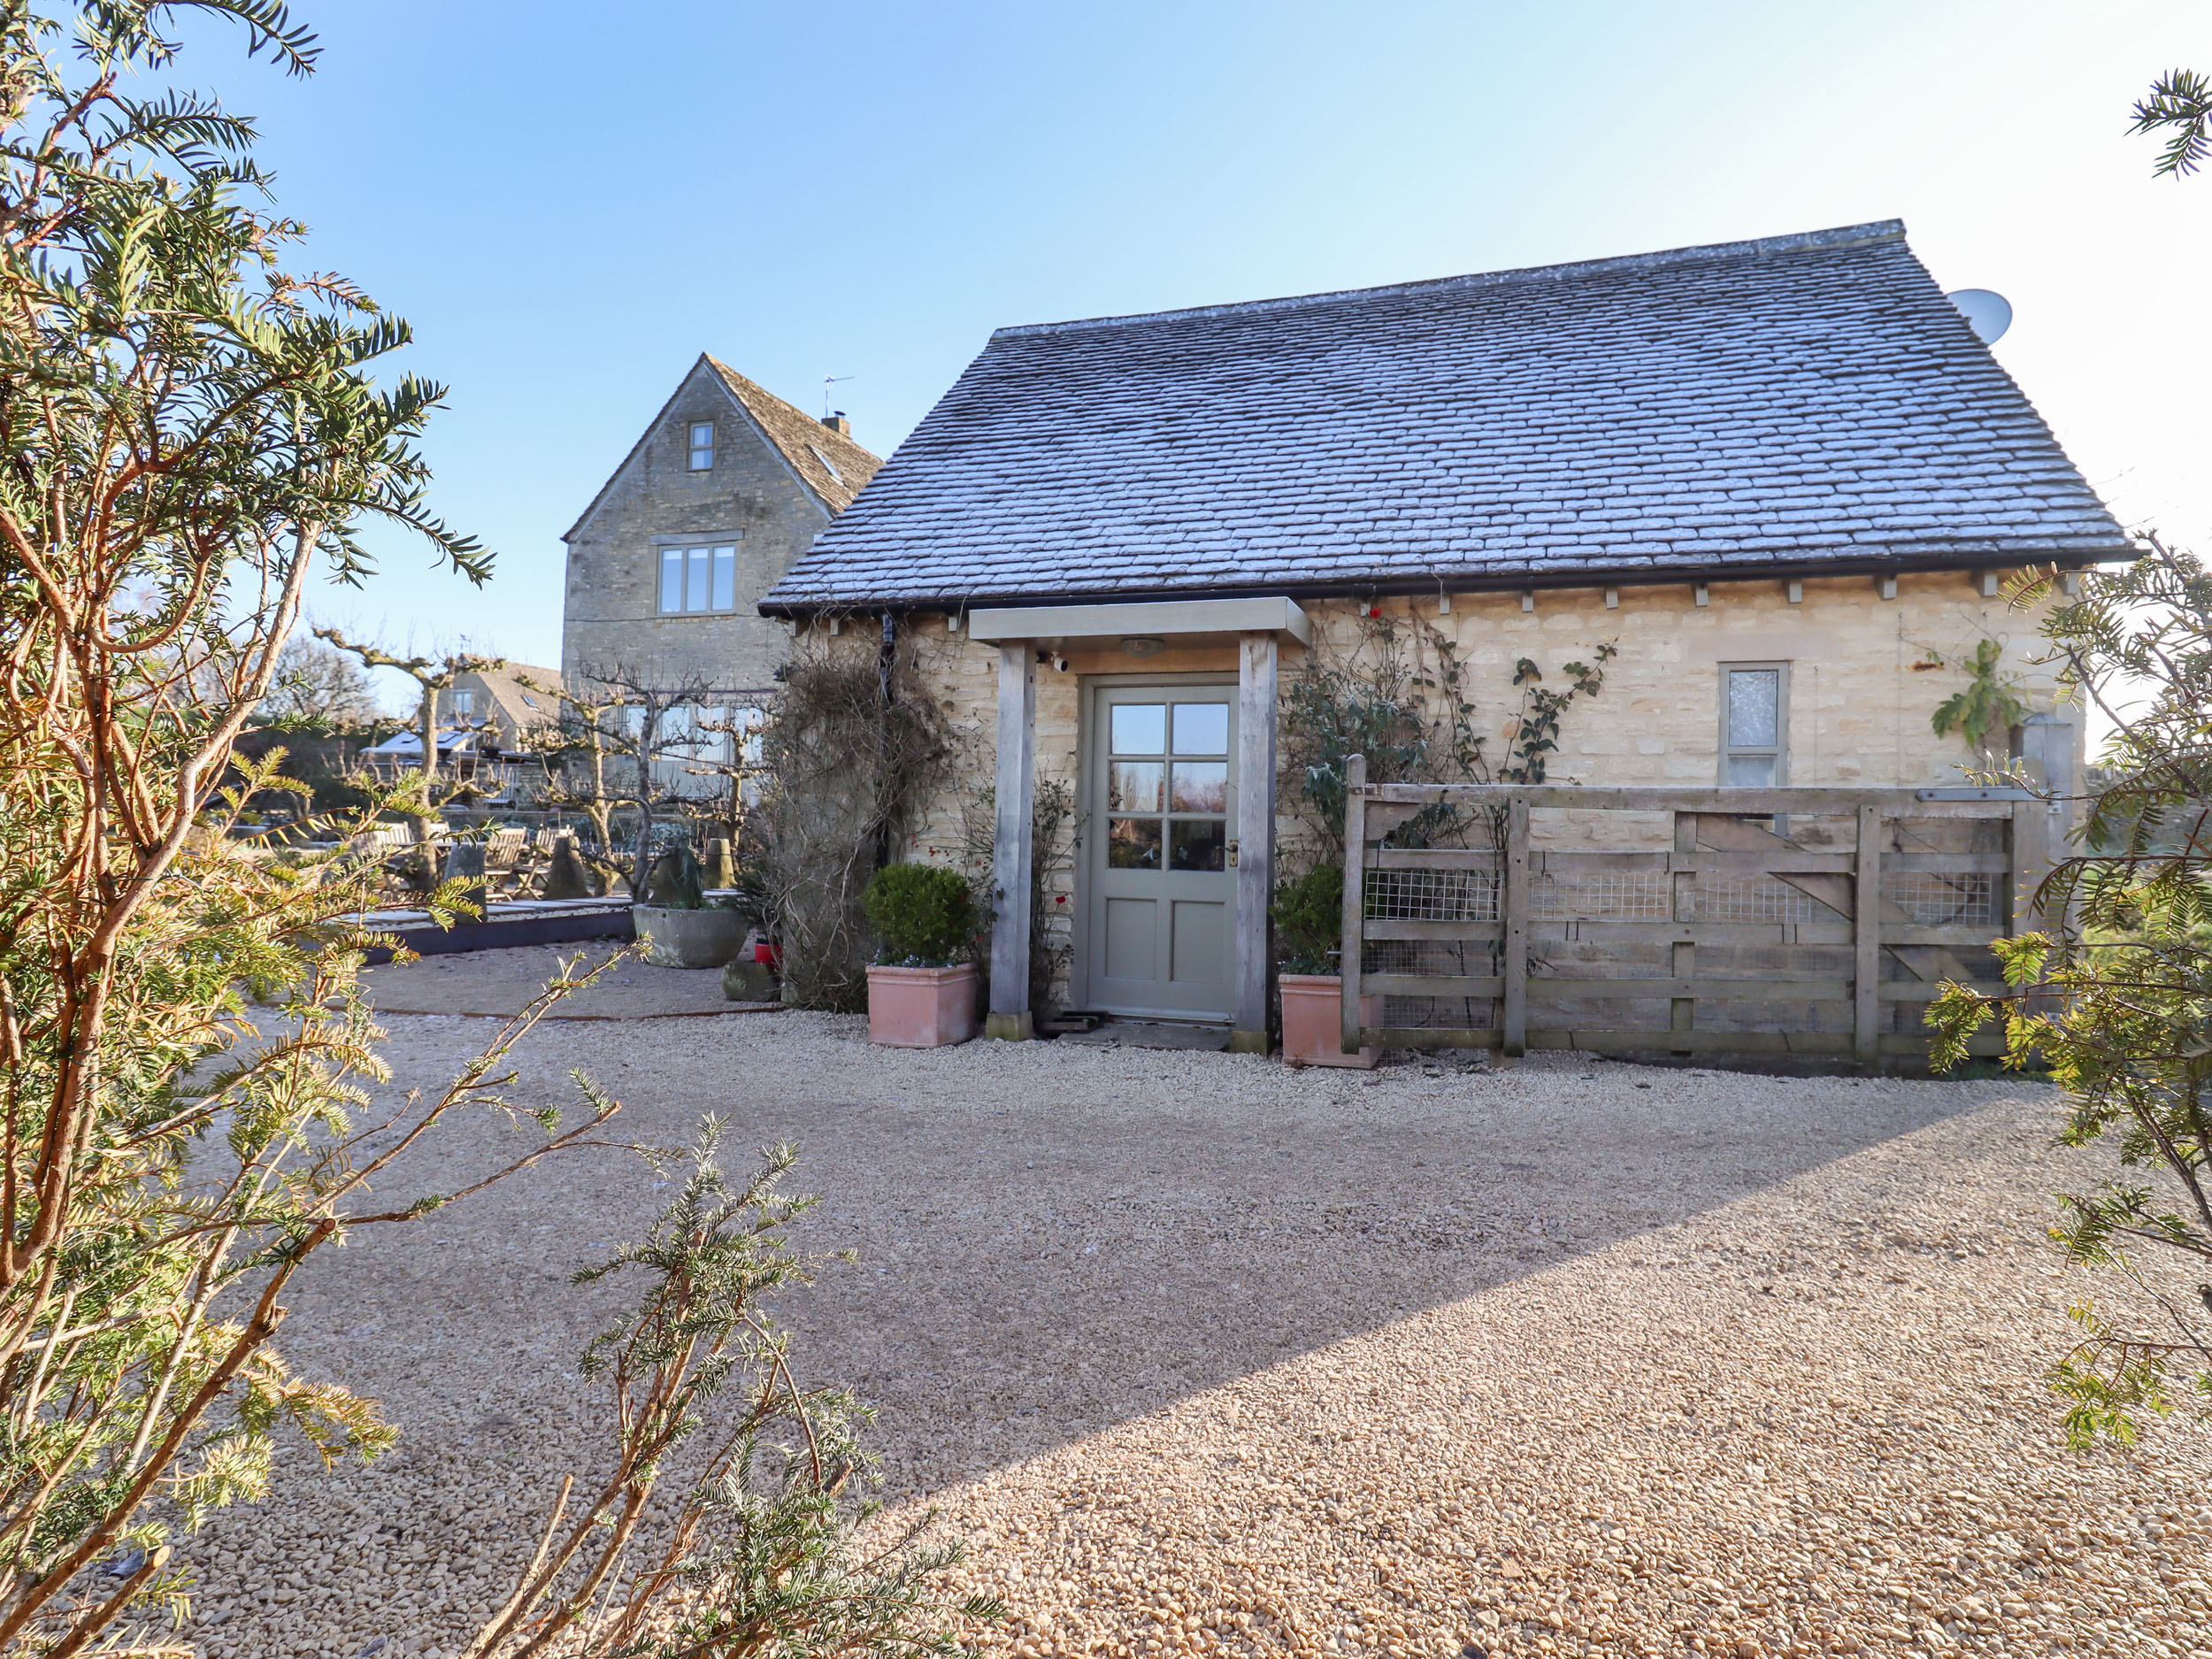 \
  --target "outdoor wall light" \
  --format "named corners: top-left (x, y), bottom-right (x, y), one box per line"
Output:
top-left (1120, 636), bottom-right (1166, 658)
